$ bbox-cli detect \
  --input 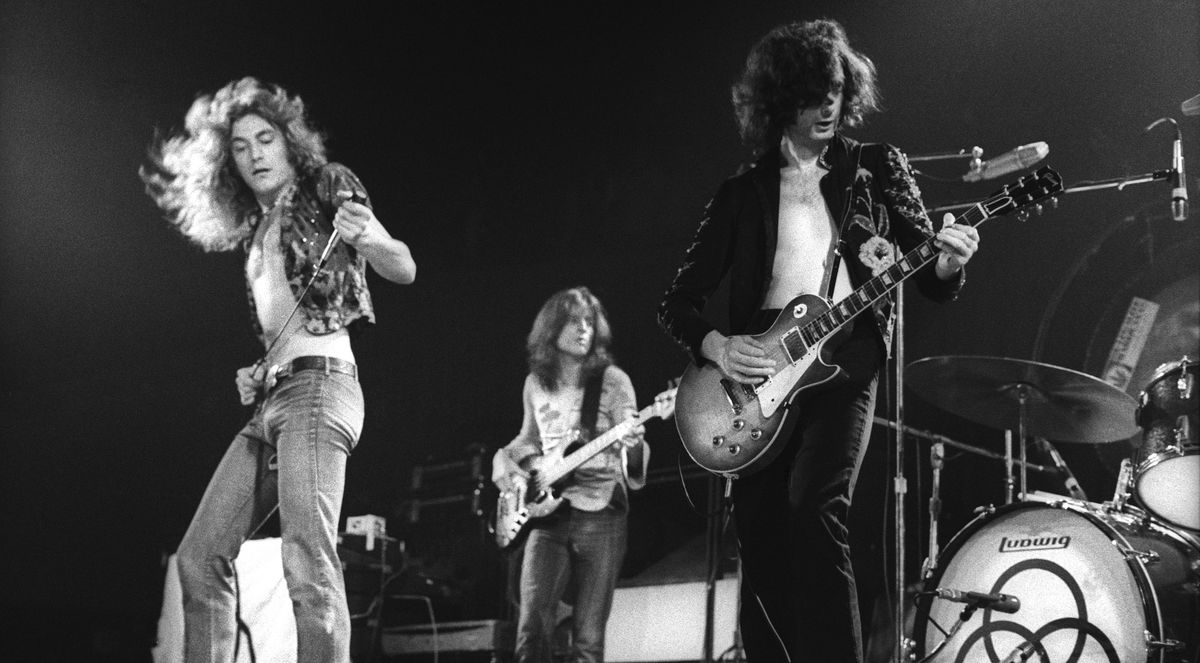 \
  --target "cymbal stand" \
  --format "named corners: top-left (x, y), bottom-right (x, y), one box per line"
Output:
top-left (920, 442), bottom-right (944, 578)
top-left (1001, 384), bottom-right (1035, 501)
top-left (1004, 430), bottom-right (1014, 505)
